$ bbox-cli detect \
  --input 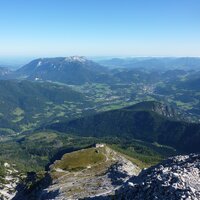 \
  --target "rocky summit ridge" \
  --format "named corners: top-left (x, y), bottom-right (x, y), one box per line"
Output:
top-left (114, 154), bottom-right (200, 200)
top-left (0, 163), bottom-right (21, 200)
